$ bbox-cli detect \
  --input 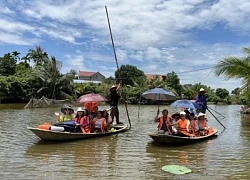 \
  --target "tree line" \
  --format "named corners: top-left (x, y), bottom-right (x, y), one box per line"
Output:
top-left (0, 46), bottom-right (246, 105)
